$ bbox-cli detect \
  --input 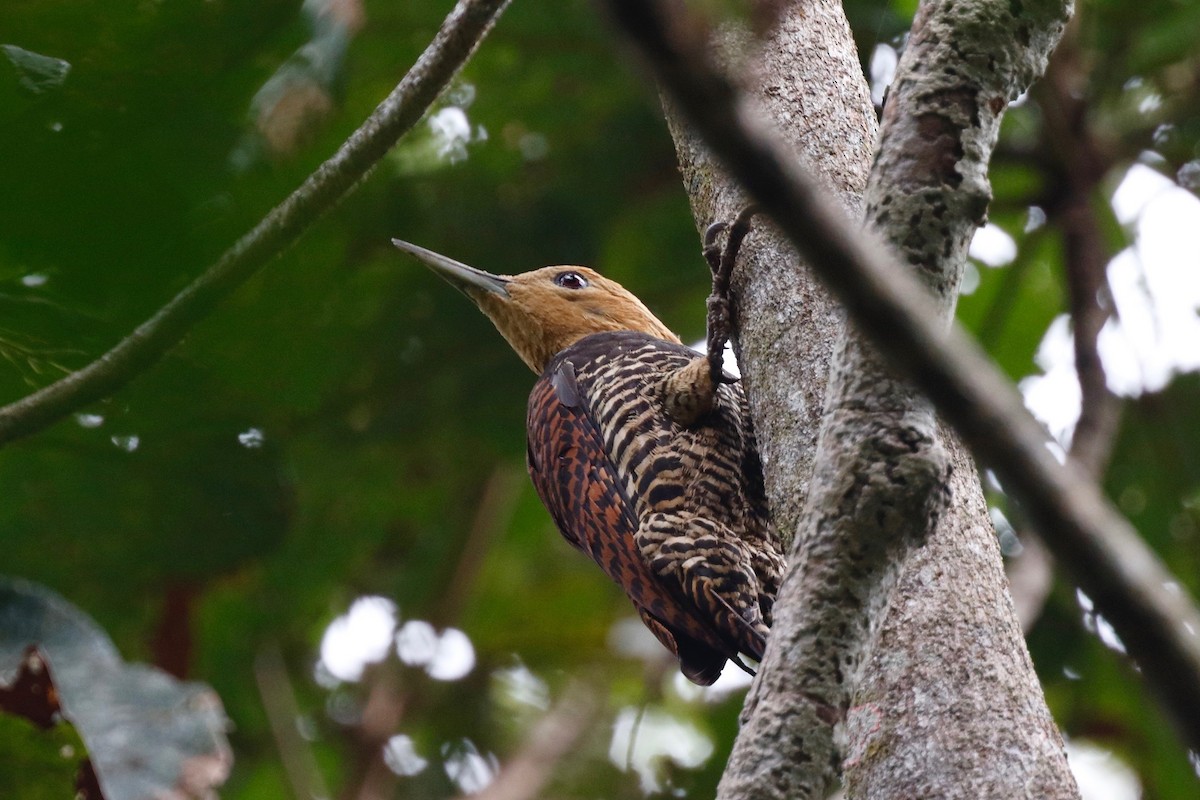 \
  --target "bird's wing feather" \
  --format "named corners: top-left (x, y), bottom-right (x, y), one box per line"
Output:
top-left (526, 361), bottom-right (735, 674)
